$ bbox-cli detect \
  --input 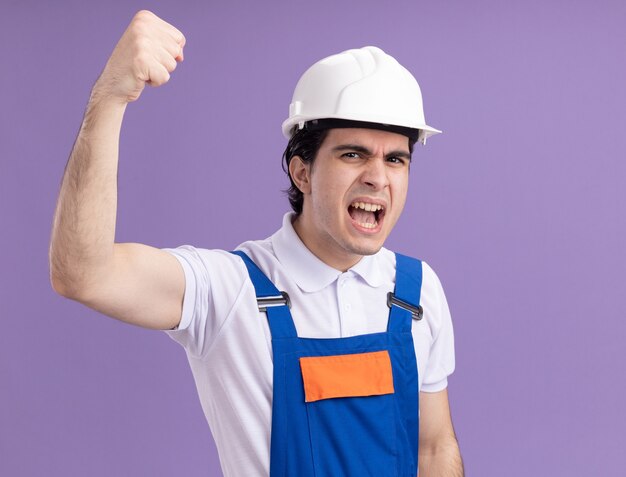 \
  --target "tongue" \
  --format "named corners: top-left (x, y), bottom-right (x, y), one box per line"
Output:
top-left (349, 207), bottom-right (376, 224)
